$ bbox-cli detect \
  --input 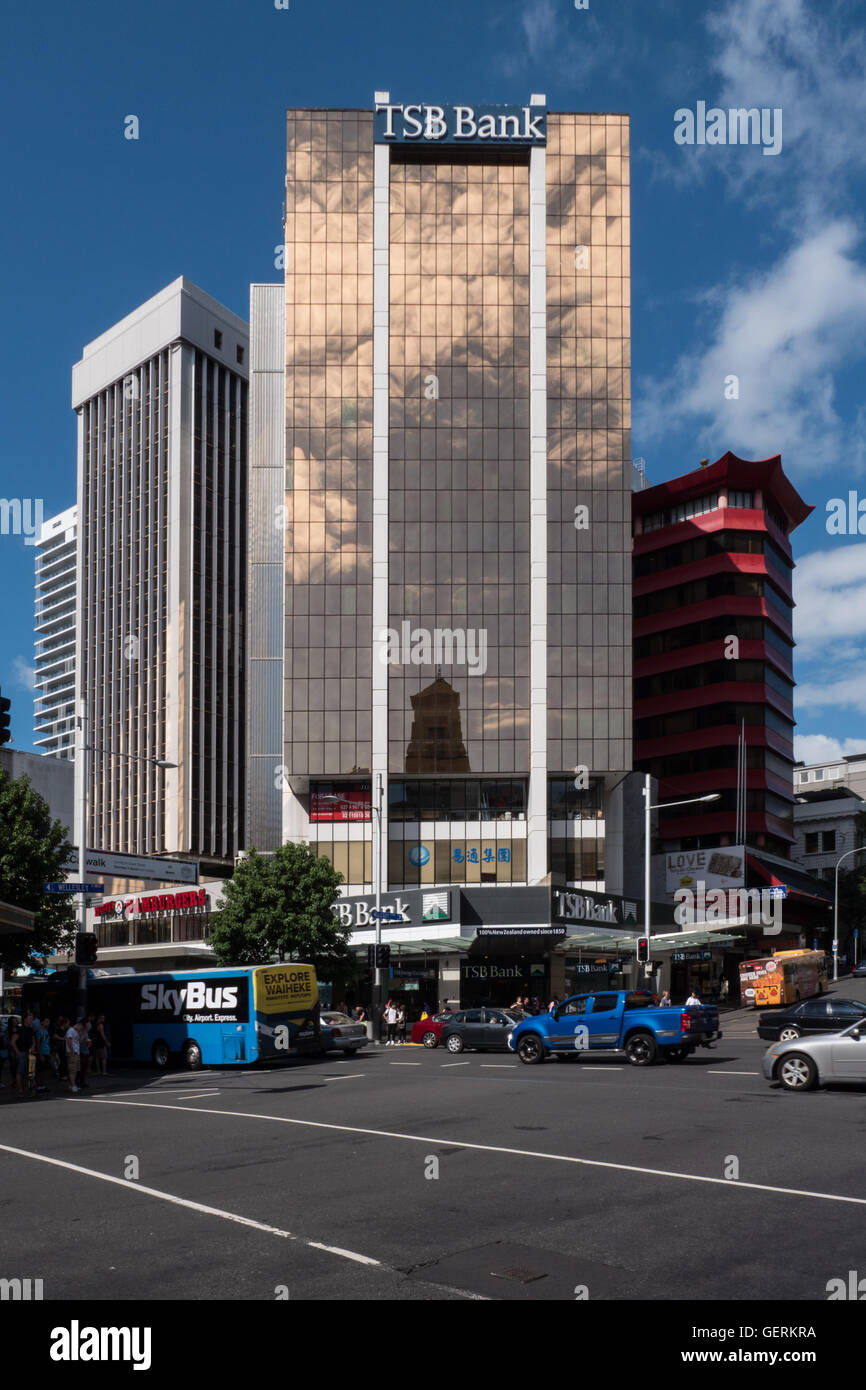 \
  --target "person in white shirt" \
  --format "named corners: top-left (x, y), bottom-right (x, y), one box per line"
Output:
top-left (65, 1021), bottom-right (83, 1093)
top-left (685, 990), bottom-right (701, 1007)
top-left (384, 1002), bottom-right (399, 1045)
